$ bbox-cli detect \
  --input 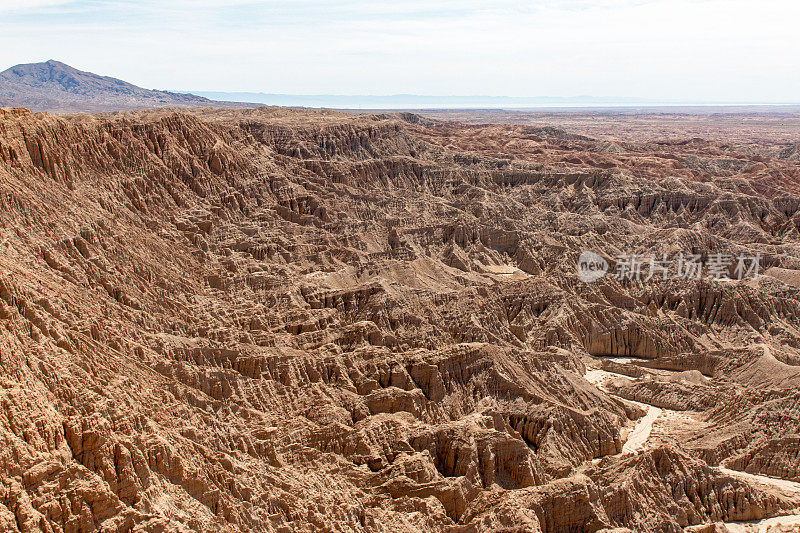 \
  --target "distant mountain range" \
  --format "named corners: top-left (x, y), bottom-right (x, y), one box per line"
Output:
top-left (192, 91), bottom-right (664, 109)
top-left (0, 60), bottom-right (255, 112)
top-left (191, 92), bottom-right (800, 110)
